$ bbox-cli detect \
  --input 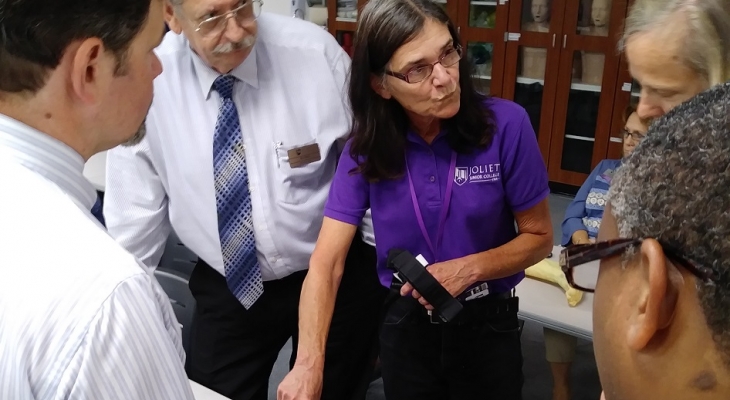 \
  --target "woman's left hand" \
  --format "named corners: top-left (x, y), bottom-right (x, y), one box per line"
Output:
top-left (399, 257), bottom-right (476, 310)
